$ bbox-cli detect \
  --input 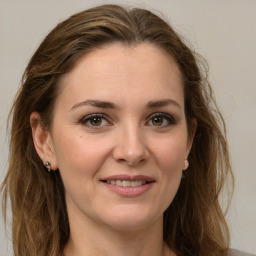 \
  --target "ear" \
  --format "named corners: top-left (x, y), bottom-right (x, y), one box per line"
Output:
top-left (30, 112), bottom-right (58, 170)
top-left (185, 118), bottom-right (197, 158)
